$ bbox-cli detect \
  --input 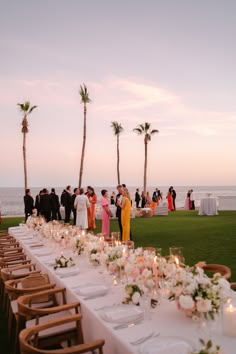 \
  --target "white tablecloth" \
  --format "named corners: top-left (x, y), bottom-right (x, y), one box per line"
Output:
top-left (9, 226), bottom-right (235, 354)
top-left (198, 198), bottom-right (218, 216)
